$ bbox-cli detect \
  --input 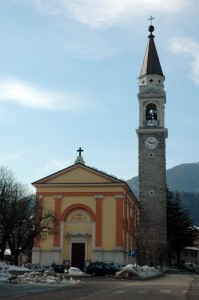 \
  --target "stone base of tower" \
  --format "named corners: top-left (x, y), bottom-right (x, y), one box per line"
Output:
top-left (137, 227), bottom-right (168, 267)
top-left (93, 247), bottom-right (134, 265)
